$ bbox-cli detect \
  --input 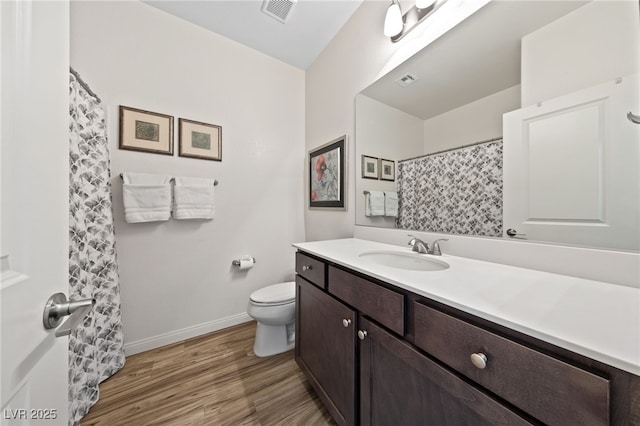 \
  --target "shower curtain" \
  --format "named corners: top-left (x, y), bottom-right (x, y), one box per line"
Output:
top-left (68, 69), bottom-right (125, 425)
